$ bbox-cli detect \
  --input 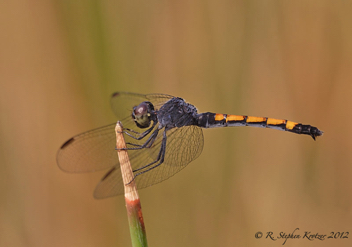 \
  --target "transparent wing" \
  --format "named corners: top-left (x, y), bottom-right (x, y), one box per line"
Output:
top-left (57, 123), bottom-right (117, 173)
top-left (93, 125), bottom-right (204, 198)
top-left (110, 92), bottom-right (174, 119)
top-left (57, 92), bottom-right (174, 173)
top-left (57, 92), bottom-right (204, 199)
